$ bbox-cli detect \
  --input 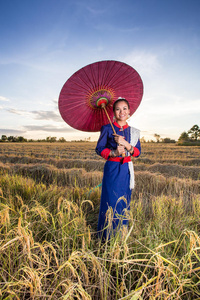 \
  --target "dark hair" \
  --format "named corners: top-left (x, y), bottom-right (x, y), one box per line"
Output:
top-left (113, 98), bottom-right (130, 111)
